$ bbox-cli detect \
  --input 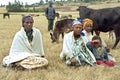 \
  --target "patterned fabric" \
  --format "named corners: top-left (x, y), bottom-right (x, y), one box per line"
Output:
top-left (66, 37), bottom-right (95, 66)
top-left (77, 18), bottom-right (84, 23)
top-left (60, 31), bottom-right (96, 66)
top-left (19, 56), bottom-right (48, 69)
